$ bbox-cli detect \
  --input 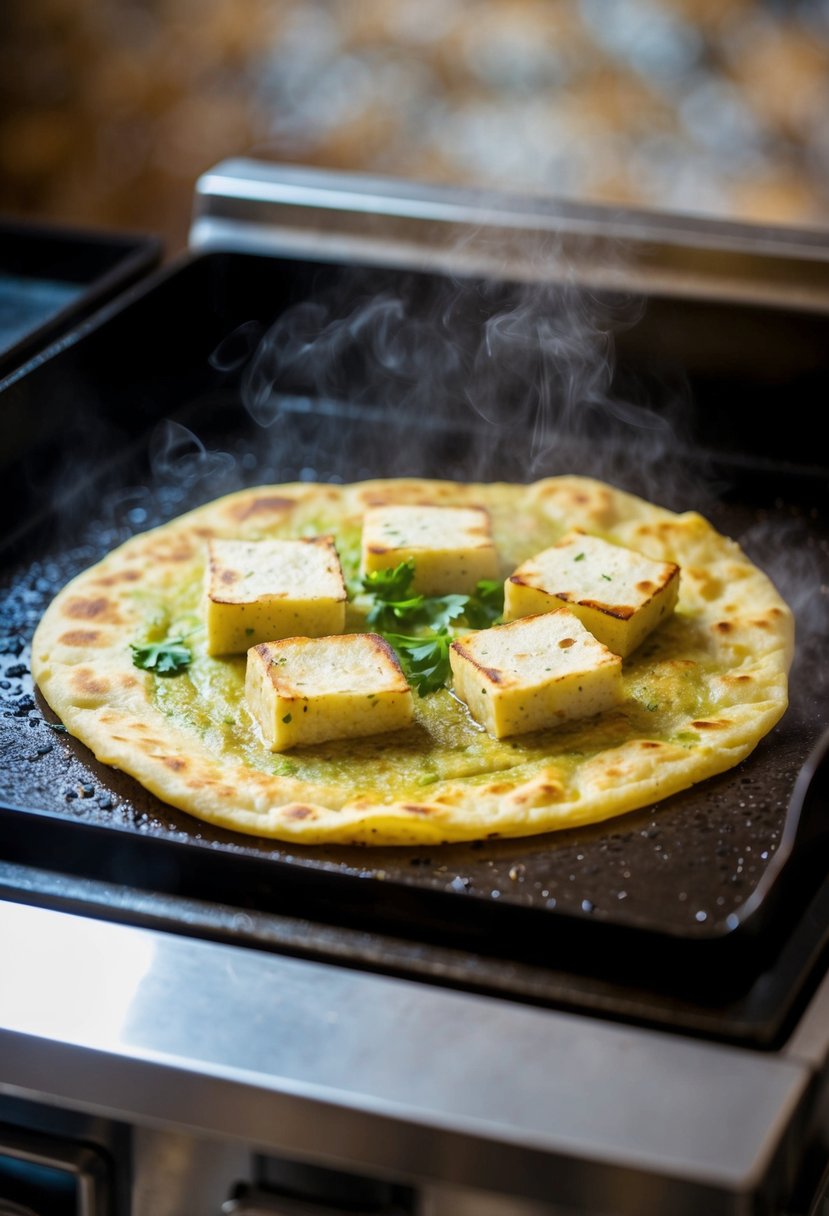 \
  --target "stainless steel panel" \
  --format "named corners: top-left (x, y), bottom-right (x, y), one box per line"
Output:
top-left (0, 1122), bottom-right (110, 1215)
top-left (191, 158), bottom-right (829, 311)
top-left (0, 899), bottom-right (819, 1216)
